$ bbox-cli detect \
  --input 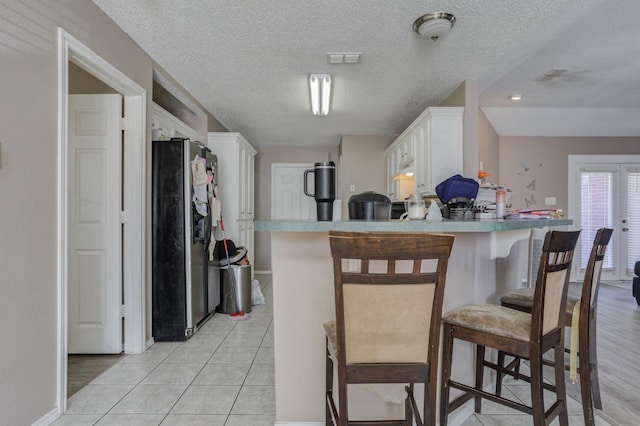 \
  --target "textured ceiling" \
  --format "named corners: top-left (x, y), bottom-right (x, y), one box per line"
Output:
top-left (93, 0), bottom-right (640, 147)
